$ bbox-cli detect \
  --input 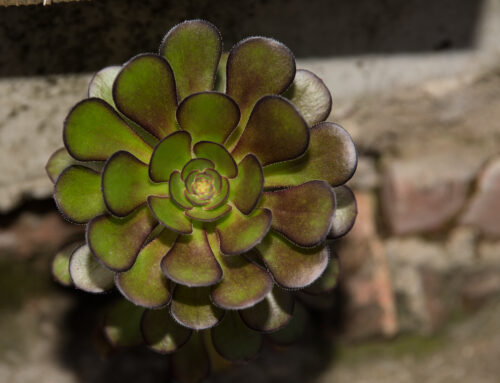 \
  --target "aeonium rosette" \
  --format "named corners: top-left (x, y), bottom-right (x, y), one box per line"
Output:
top-left (47, 20), bottom-right (357, 381)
